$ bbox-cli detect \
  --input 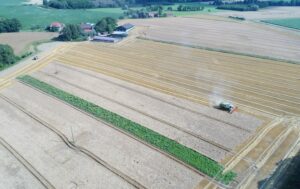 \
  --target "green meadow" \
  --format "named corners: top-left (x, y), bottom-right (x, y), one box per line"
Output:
top-left (0, 0), bottom-right (217, 30)
top-left (263, 18), bottom-right (300, 30)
